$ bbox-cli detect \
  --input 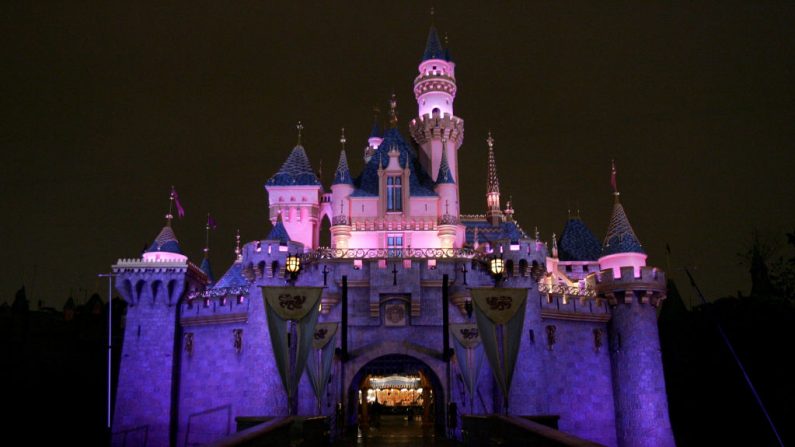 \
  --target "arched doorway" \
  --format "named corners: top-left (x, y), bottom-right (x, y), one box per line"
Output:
top-left (347, 354), bottom-right (445, 438)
